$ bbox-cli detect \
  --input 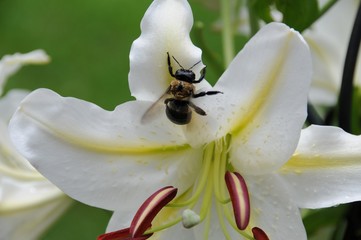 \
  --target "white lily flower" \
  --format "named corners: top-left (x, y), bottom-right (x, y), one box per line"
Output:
top-left (8, 1), bottom-right (361, 239)
top-left (300, 0), bottom-right (360, 106)
top-left (0, 50), bottom-right (72, 240)
top-left (0, 50), bottom-right (49, 97)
